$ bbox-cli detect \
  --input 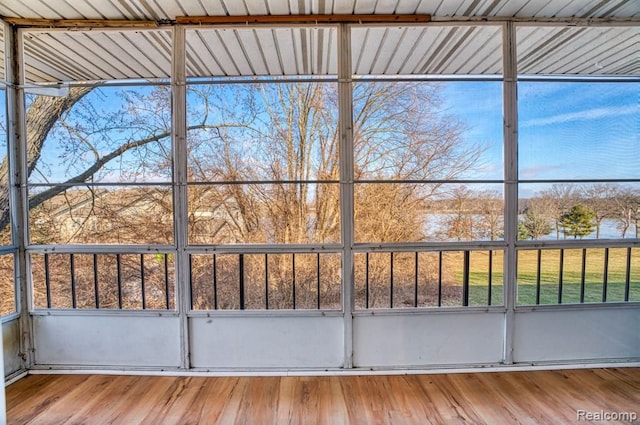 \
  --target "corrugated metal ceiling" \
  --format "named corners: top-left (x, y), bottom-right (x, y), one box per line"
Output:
top-left (1, 0), bottom-right (639, 83)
